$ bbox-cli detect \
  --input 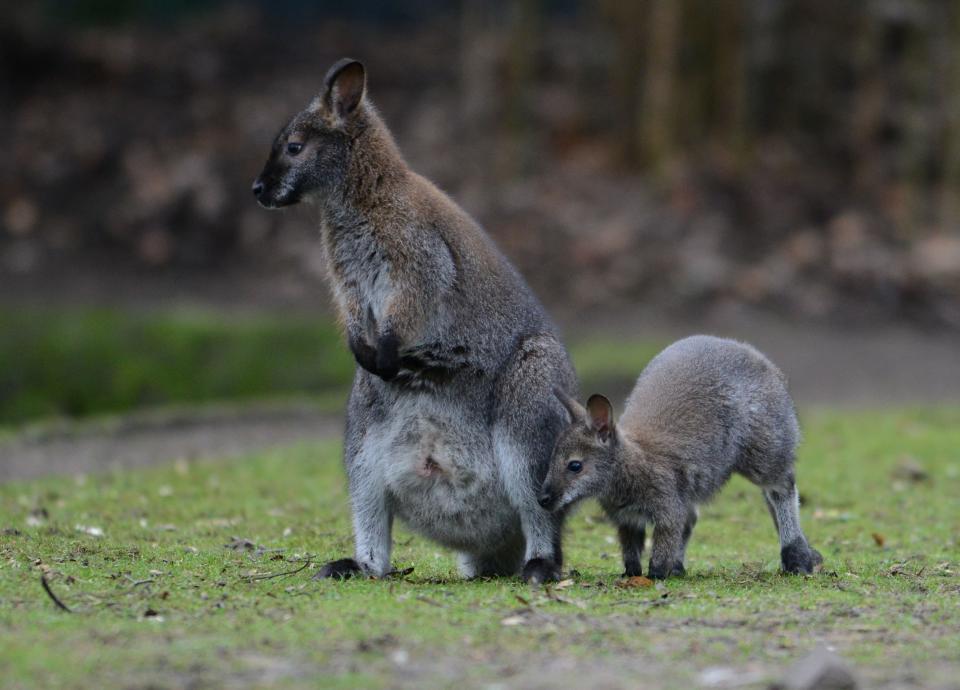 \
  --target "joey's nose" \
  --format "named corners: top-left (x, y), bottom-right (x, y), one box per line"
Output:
top-left (538, 492), bottom-right (555, 509)
top-left (252, 179), bottom-right (264, 198)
